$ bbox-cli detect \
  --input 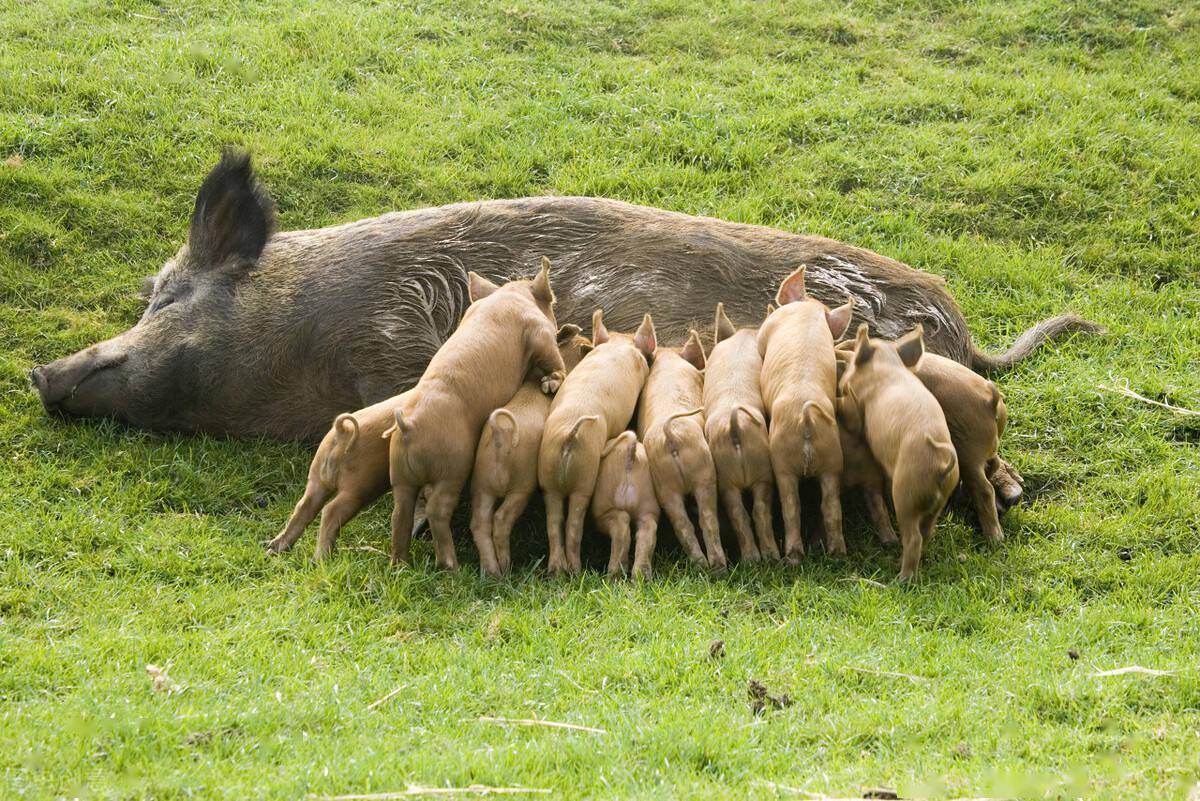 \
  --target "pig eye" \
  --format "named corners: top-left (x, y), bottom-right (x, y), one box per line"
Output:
top-left (150, 296), bottom-right (176, 315)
